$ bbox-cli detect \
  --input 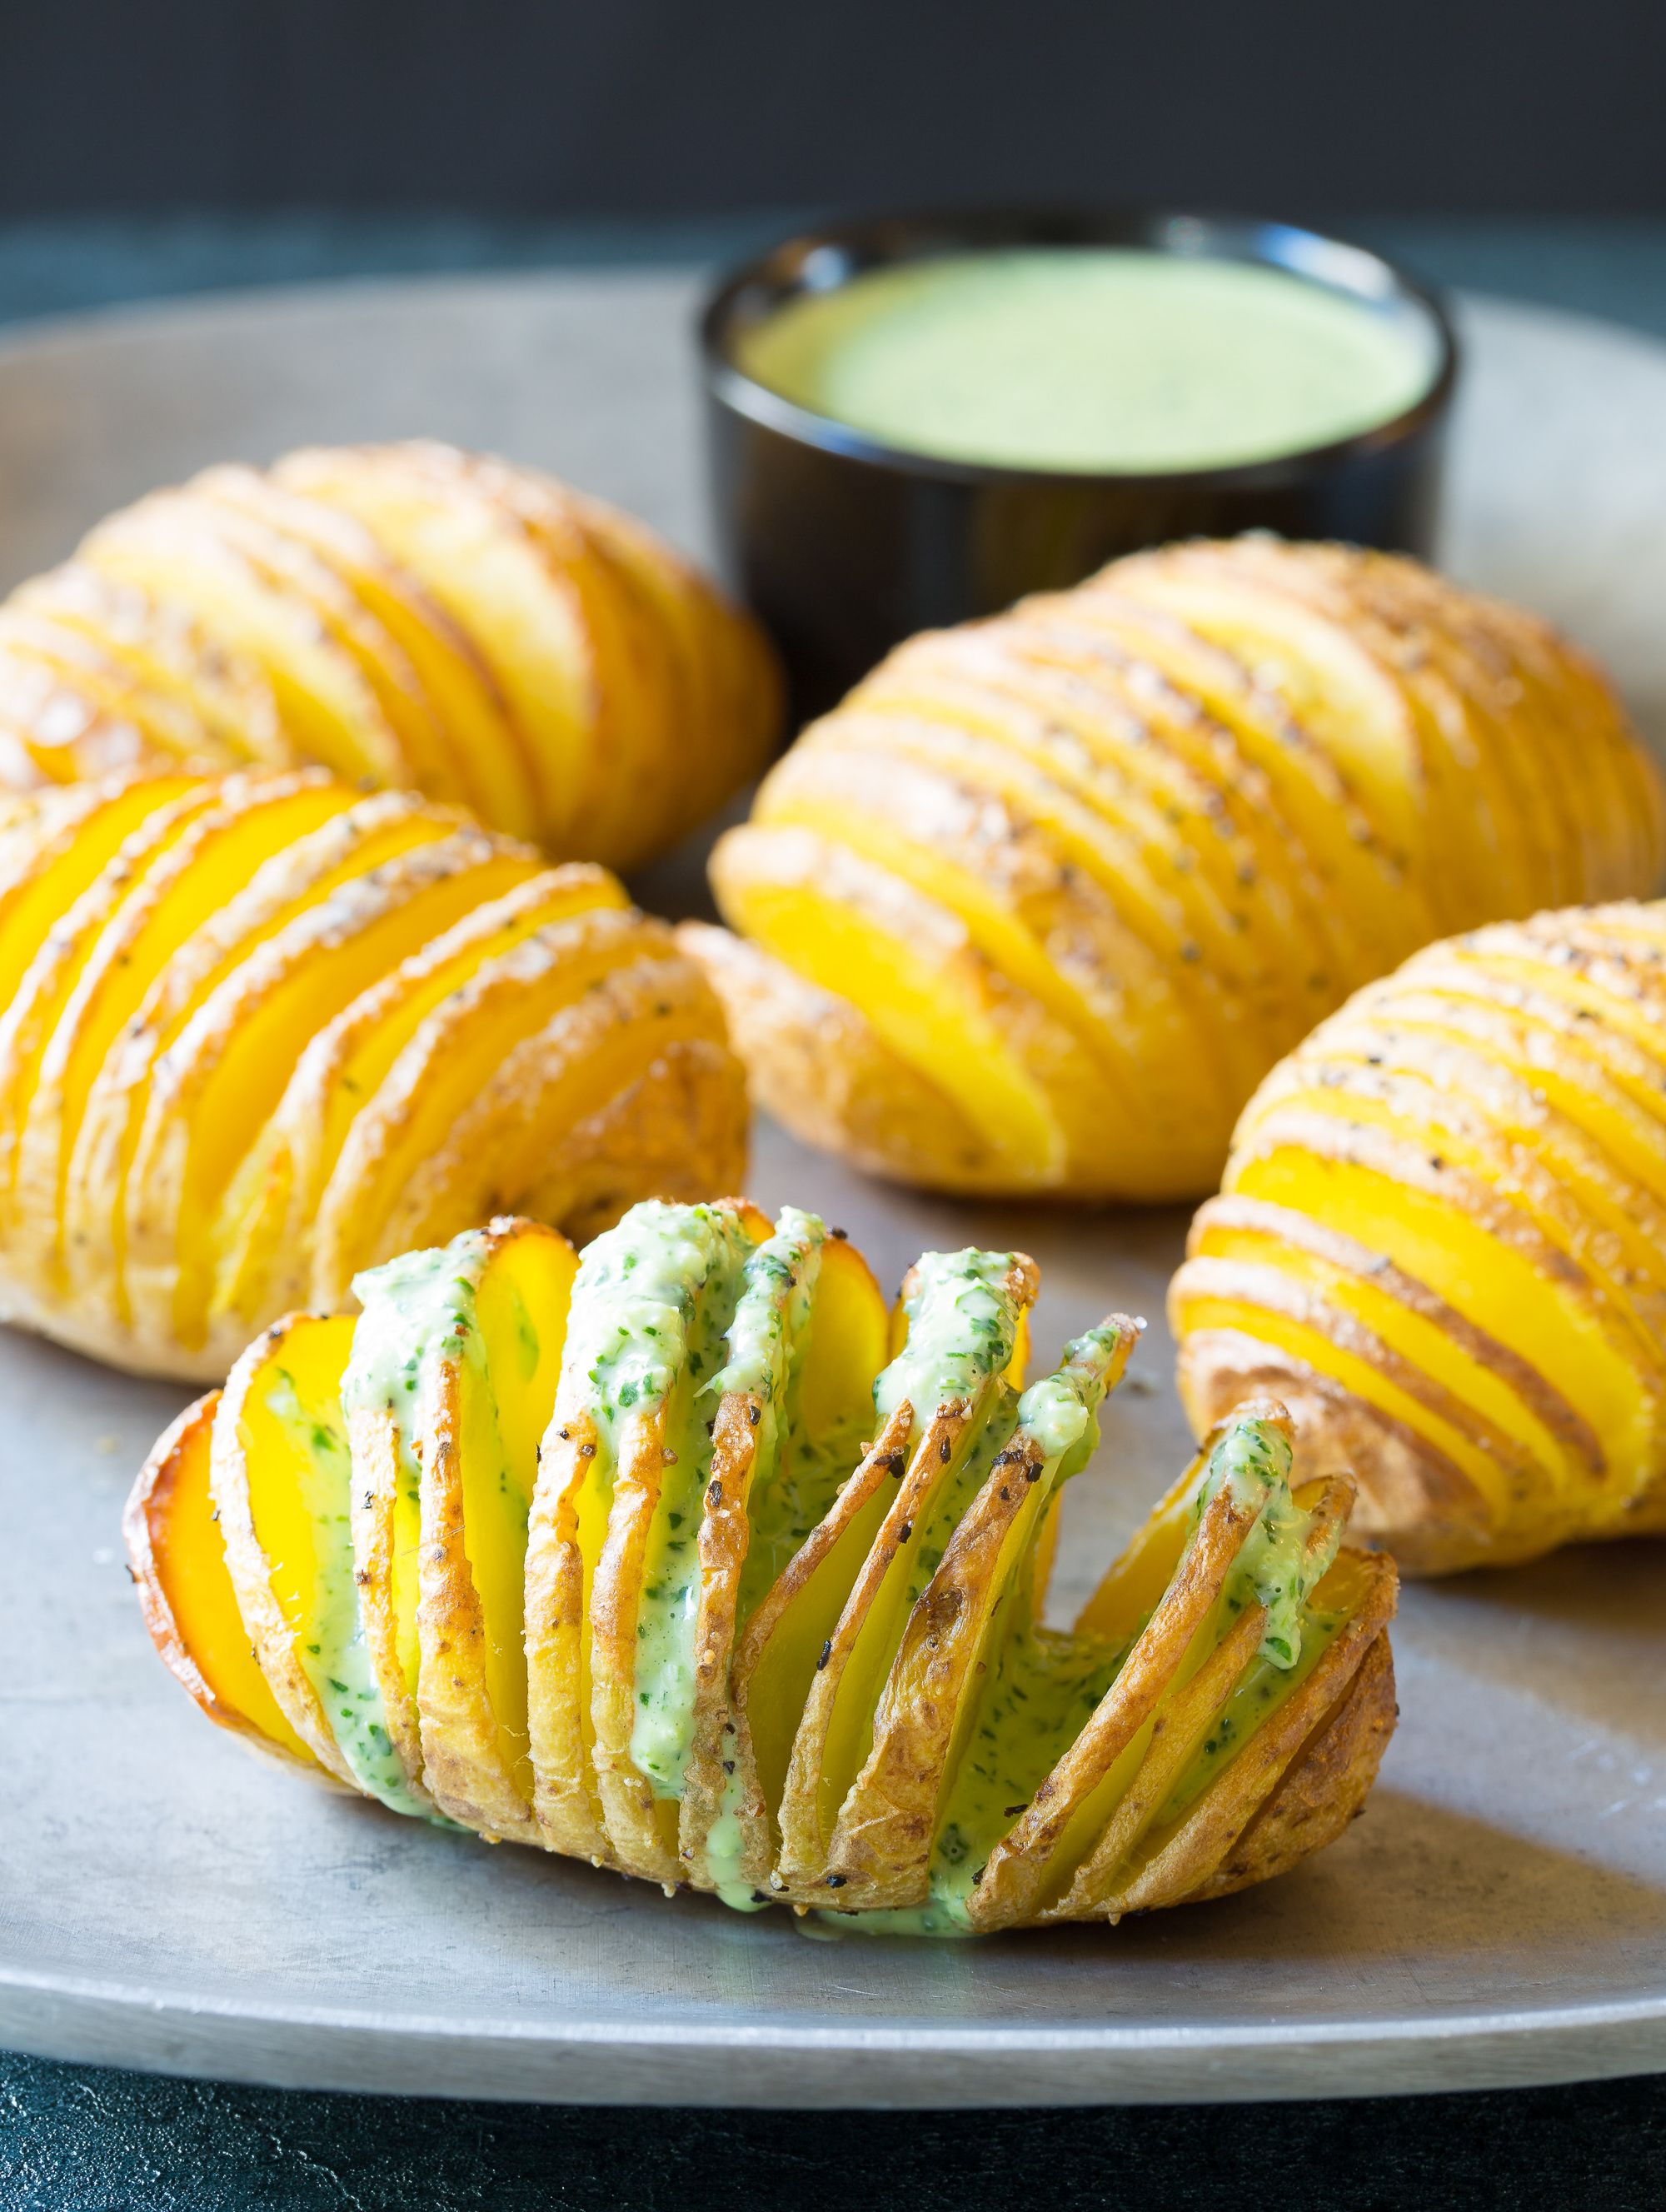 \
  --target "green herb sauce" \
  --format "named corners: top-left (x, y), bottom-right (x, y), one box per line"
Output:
top-left (737, 248), bottom-right (1436, 474)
